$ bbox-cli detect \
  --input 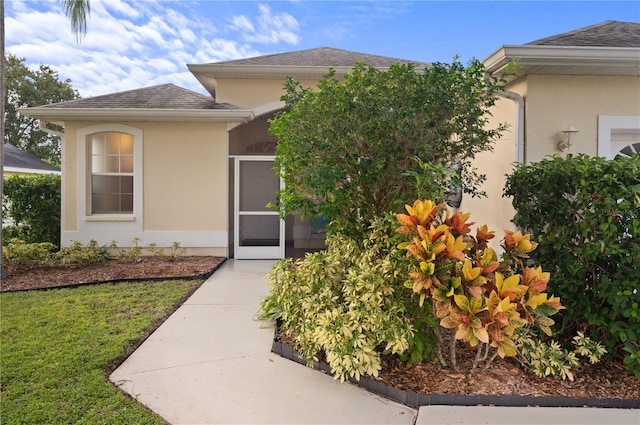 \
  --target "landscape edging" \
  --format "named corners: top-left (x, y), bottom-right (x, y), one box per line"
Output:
top-left (271, 328), bottom-right (640, 409)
